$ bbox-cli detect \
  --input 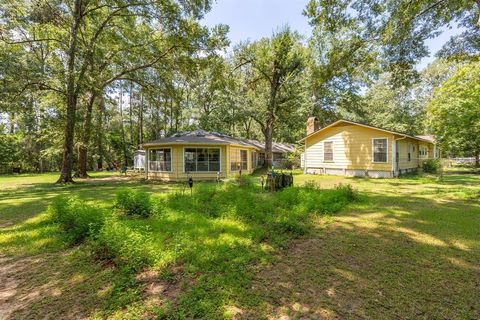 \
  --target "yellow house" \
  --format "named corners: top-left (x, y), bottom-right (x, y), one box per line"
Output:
top-left (300, 118), bottom-right (438, 178)
top-left (142, 130), bottom-right (294, 181)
